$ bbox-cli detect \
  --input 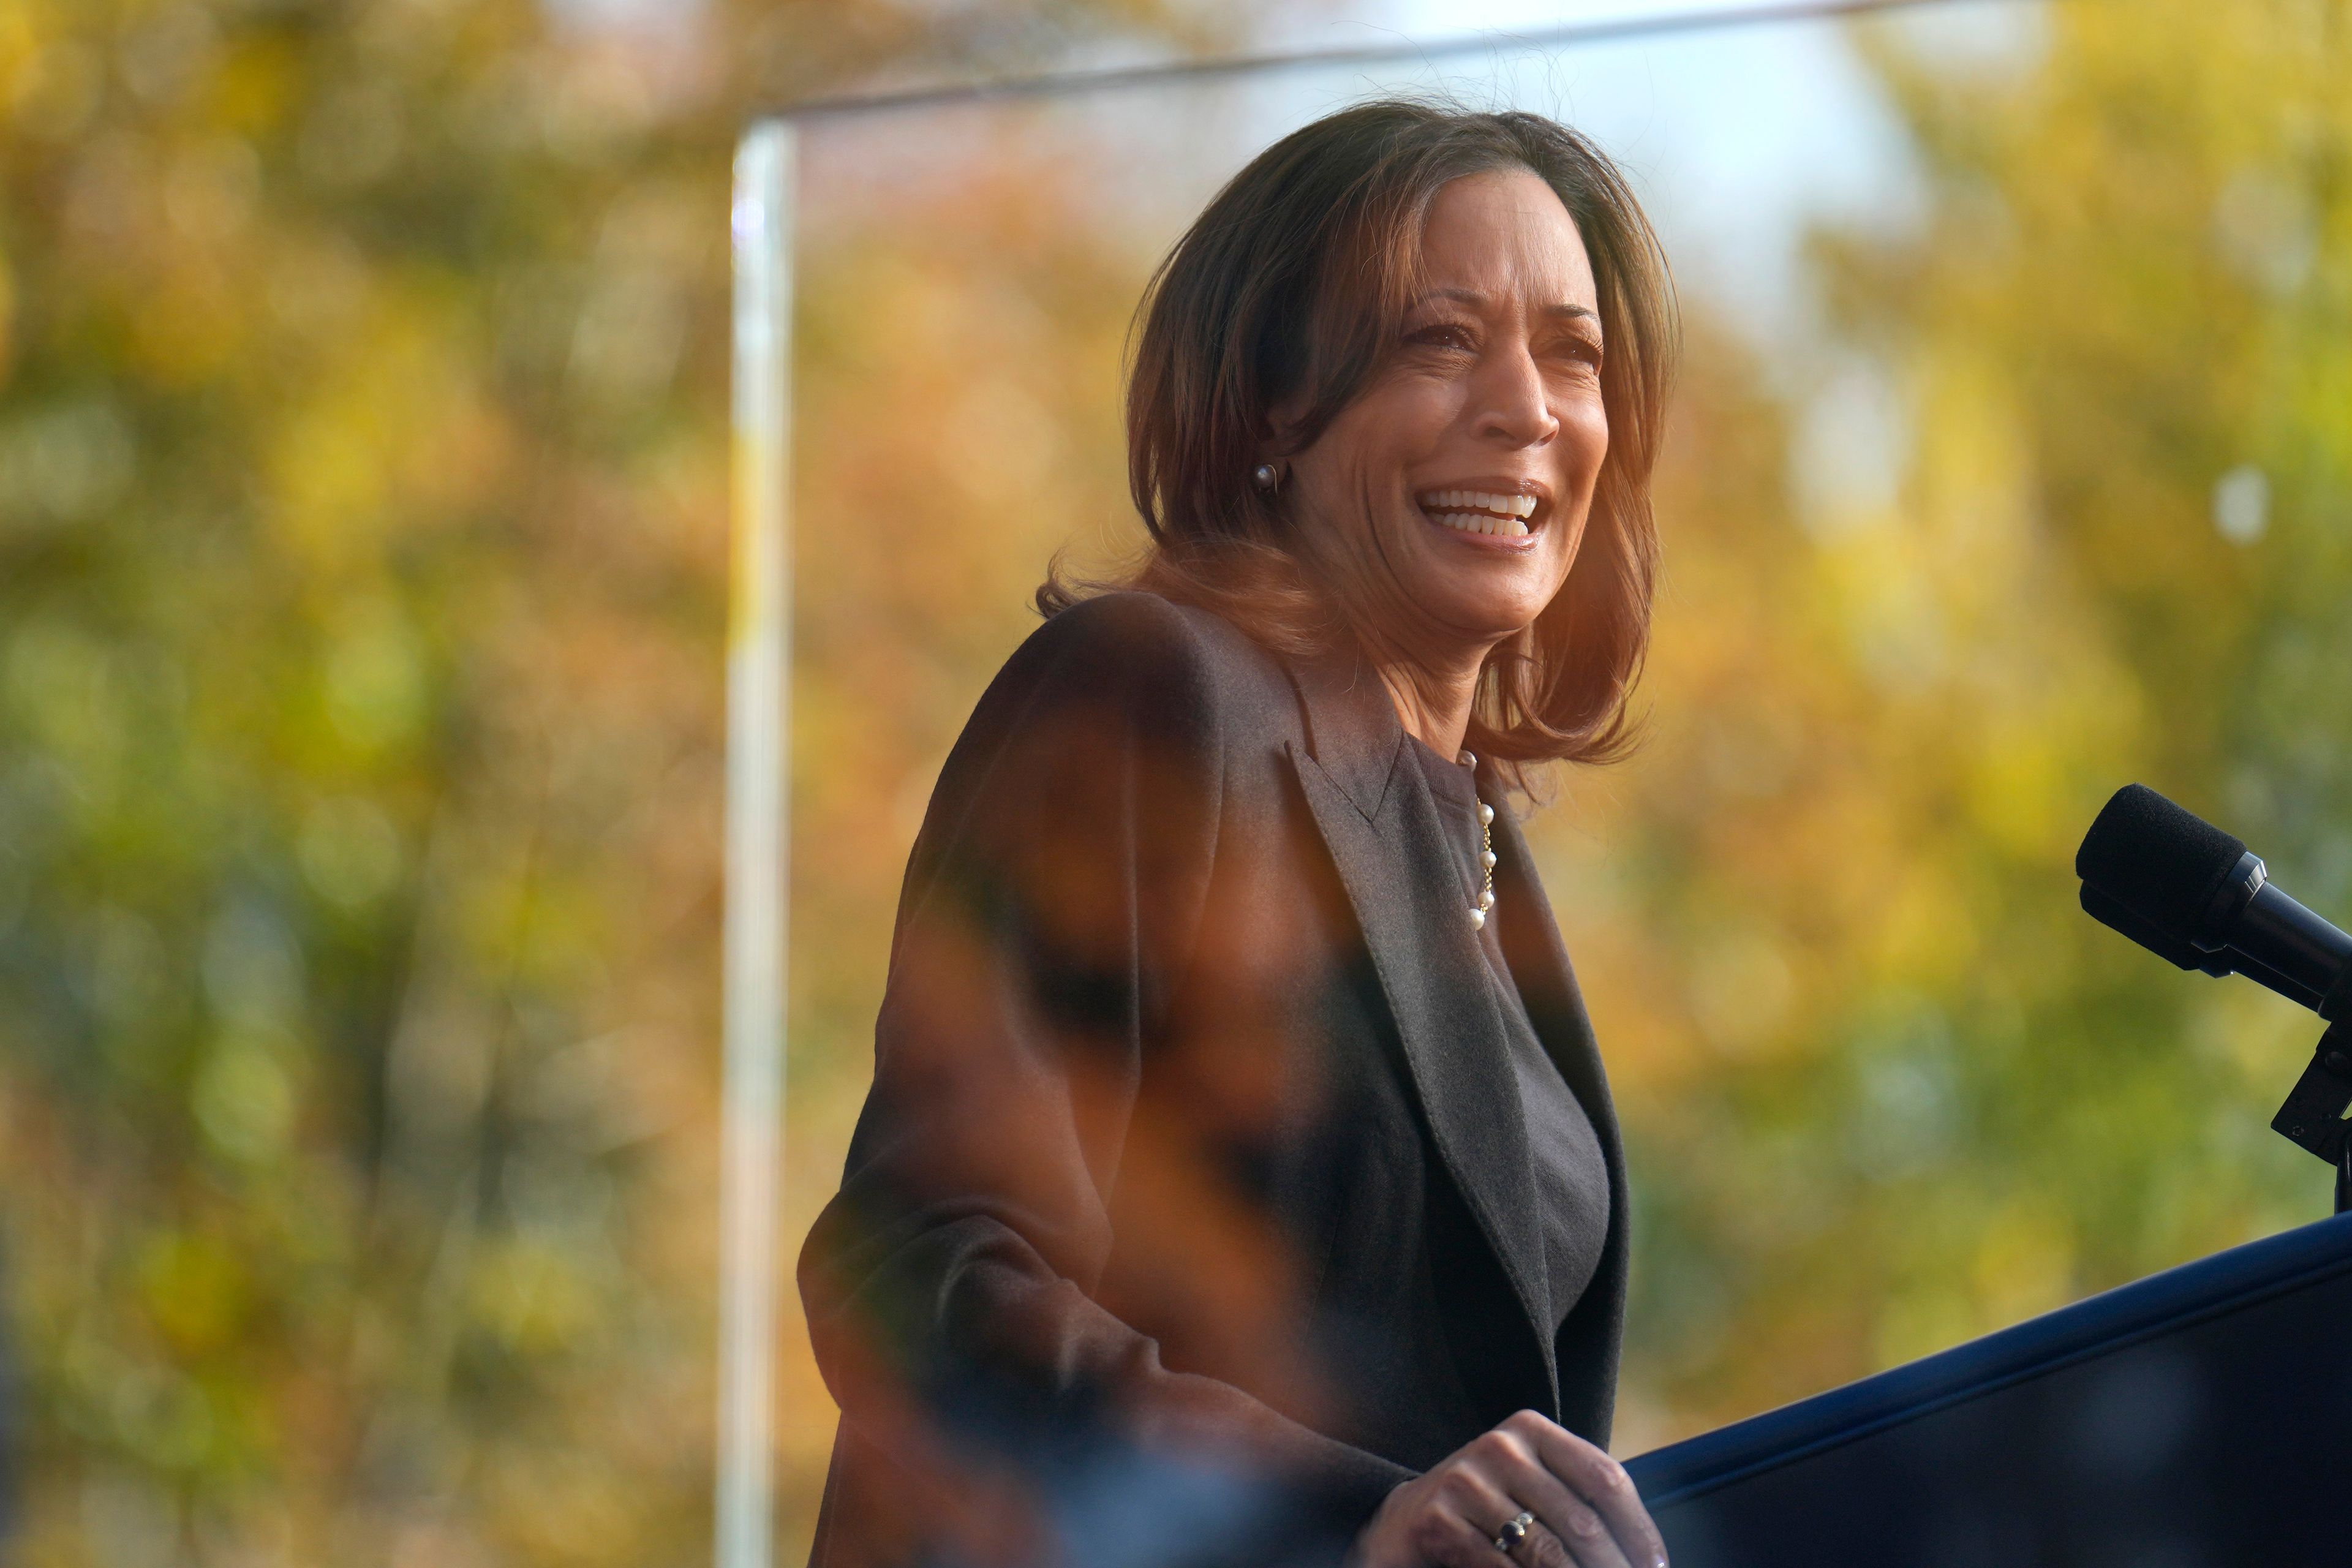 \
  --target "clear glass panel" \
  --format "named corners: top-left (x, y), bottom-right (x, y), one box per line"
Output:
top-left (755, 0), bottom-right (2348, 1555)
